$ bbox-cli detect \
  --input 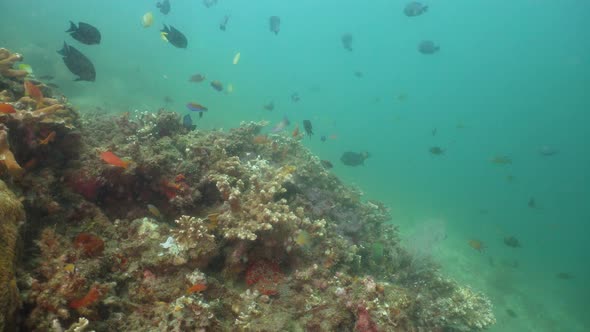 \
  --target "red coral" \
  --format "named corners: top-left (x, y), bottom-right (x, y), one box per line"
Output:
top-left (69, 286), bottom-right (101, 309)
top-left (355, 305), bottom-right (379, 332)
top-left (67, 171), bottom-right (104, 201)
top-left (73, 232), bottom-right (104, 257)
top-left (245, 260), bottom-right (284, 296)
